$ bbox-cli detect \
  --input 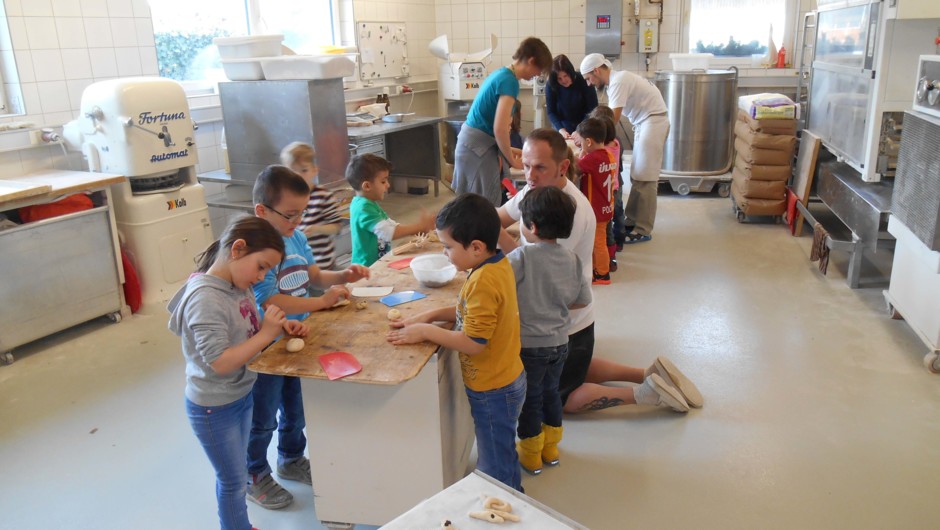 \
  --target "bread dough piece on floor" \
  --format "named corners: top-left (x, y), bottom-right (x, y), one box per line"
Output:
top-left (387, 308), bottom-right (401, 320)
top-left (286, 338), bottom-right (305, 352)
top-left (356, 301), bottom-right (368, 310)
